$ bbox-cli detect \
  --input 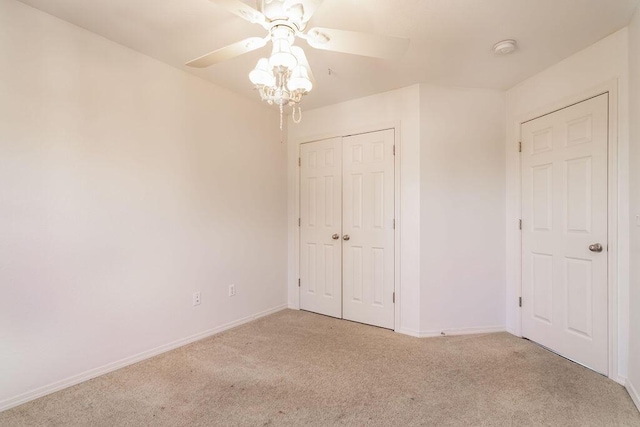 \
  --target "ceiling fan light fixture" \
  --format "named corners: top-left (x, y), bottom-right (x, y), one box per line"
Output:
top-left (188, 0), bottom-right (410, 130)
top-left (269, 38), bottom-right (298, 69)
top-left (287, 65), bottom-right (313, 92)
top-left (249, 58), bottom-right (276, 86)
